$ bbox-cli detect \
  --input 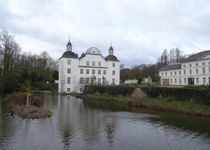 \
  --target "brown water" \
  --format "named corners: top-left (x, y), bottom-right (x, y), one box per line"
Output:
top-left (0, 93), bottom-right (210, 150)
